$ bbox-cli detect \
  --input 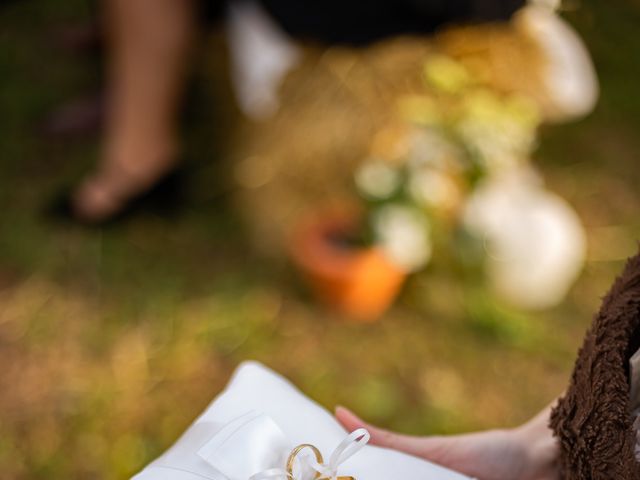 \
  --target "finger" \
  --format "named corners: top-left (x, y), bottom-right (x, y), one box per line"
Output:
top-left (335, 405), bottom-right (367, 432)
top-left (335, 406), bottom-right (441, 460)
